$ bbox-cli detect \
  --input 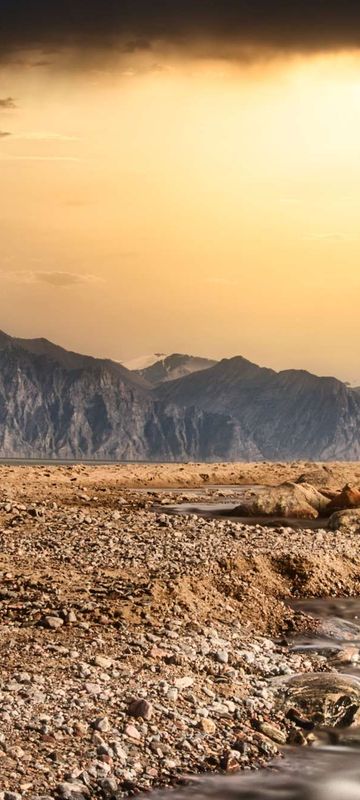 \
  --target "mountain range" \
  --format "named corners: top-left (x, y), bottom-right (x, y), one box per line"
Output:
top-left (0, 329), bottom-right (359, 461)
